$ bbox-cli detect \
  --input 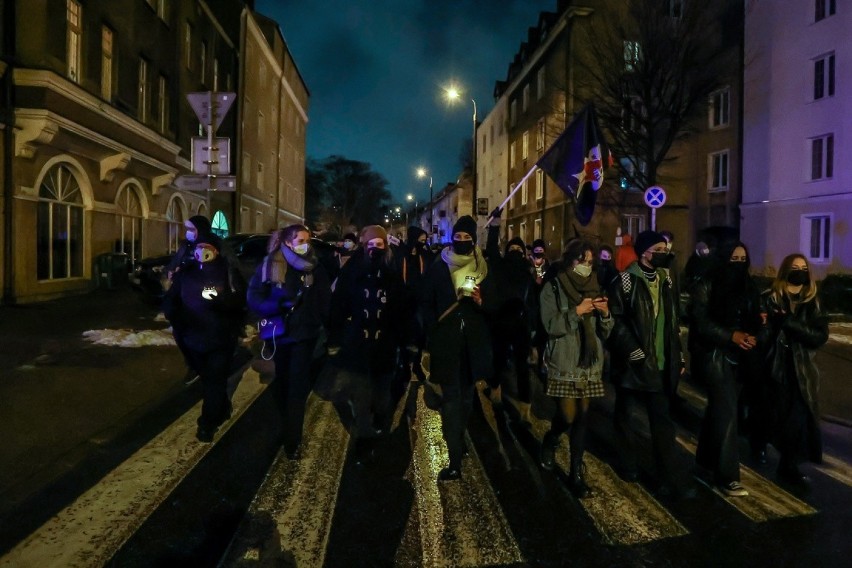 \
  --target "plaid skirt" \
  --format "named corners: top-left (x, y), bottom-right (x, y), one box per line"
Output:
top-left (546, 376), bottom-right (606, 399)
